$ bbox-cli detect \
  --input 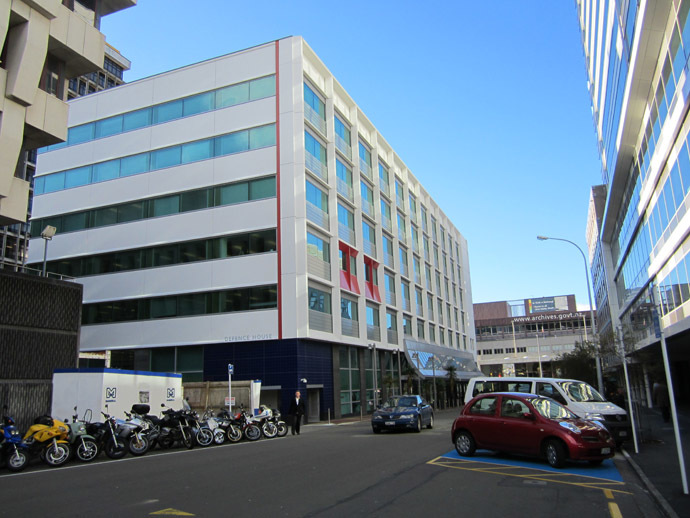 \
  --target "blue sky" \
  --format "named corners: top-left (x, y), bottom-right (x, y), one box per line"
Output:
top-left (101, 0), bottom-right (602, 309)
